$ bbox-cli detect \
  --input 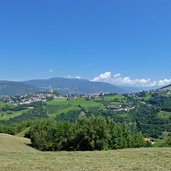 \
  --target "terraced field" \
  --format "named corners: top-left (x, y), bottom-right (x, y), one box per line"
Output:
top-left (46, 97), bottom-right (102, 117)
top-left (0, 94), bottom-right (127, 122)
top-left (46, 95), bottom-right (126, 118)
